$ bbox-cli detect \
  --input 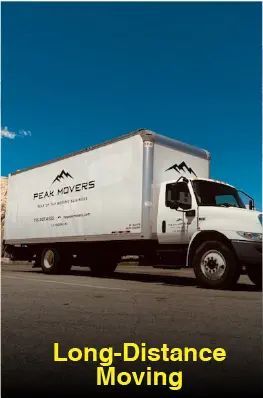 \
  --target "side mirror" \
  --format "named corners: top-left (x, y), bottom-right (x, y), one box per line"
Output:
top-left (237, 190), bottom-right (255, 211)
top-left (249, 199), bottom-right (254, 210)
top-left (169, 201), bottom-right (193, 213)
